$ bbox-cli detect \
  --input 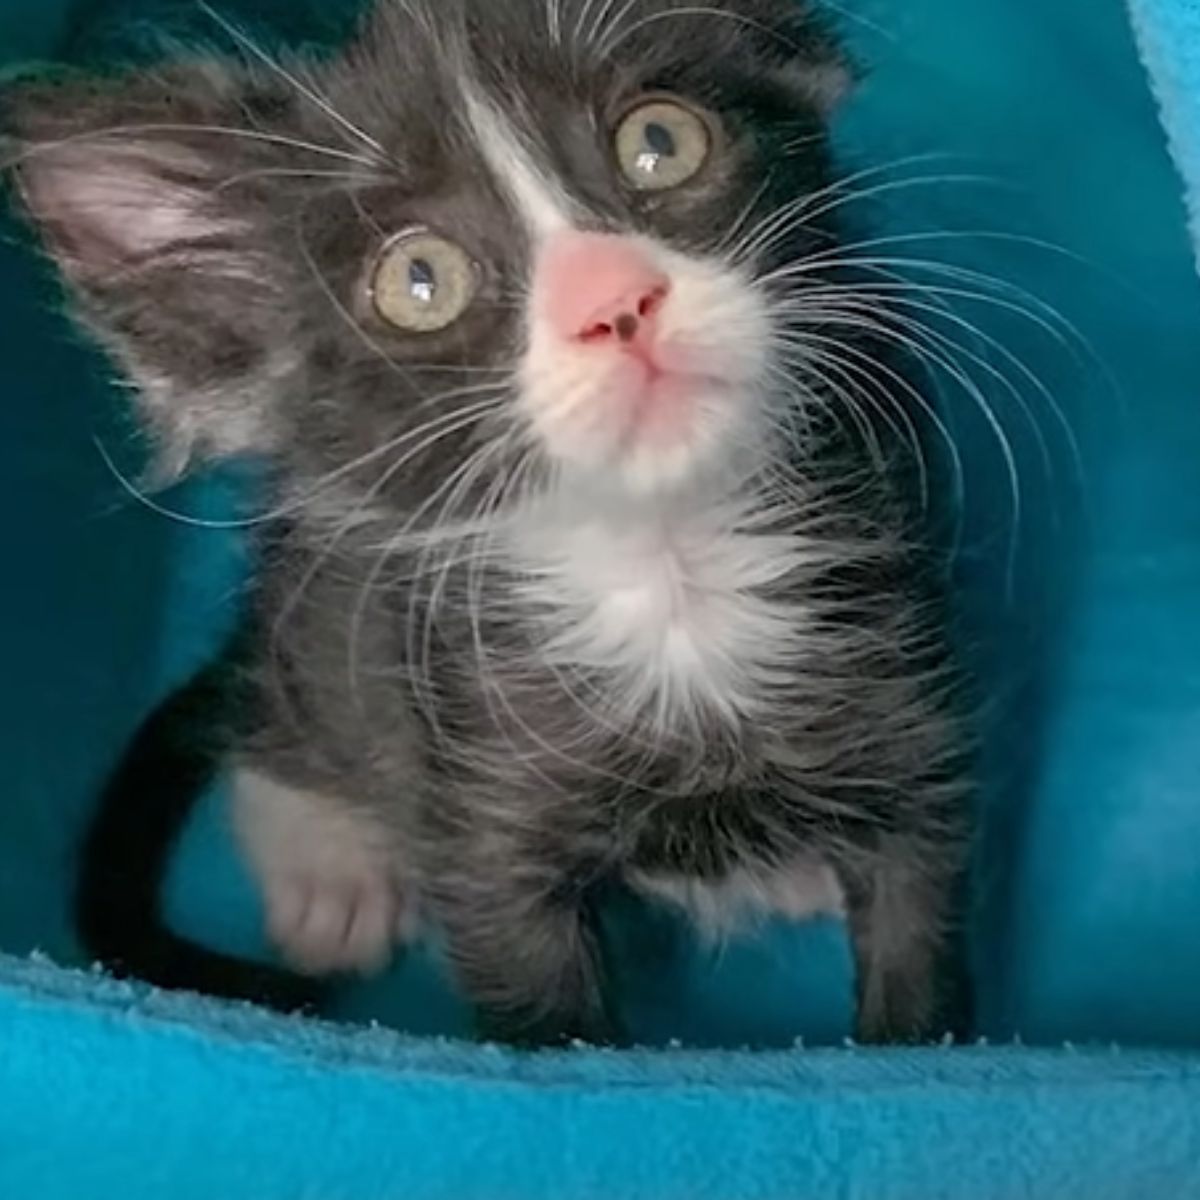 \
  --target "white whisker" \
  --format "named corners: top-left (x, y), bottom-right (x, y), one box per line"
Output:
top-left (4, 123), bottom-right (380, 173)
top-left (198, 1), bottom-right (388, 161)
top-left (599, 5), bottom-right (804, 62)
